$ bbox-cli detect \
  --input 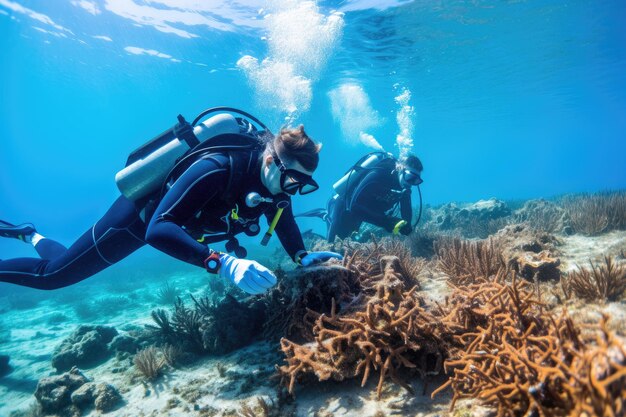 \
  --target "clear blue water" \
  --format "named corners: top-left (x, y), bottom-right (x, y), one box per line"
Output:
top-left (0, 1), bottom-right (624, 269)
top-left (0, 1), bottom-right (625, 414)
